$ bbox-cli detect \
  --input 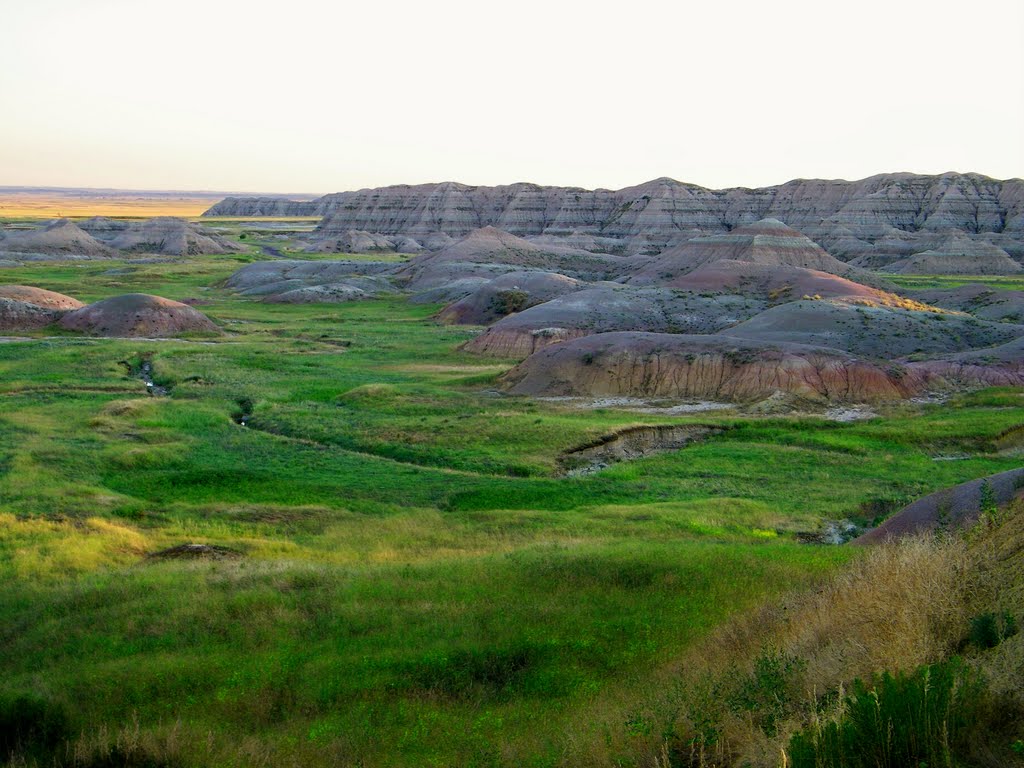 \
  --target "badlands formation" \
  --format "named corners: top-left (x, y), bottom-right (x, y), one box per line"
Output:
top-left (0, 217), bottom-right (242, 260)
top-left (8, 170), bottom-right (1024, 401)
top-left (207, 172), bottom-right (1024, 266)
top-left (219, 201), bottom-right (1024, 403)
top-left (0, 285), bottom-right (84, 331)
top-left (57, 294), bottom-right (221, 337)
top-left (0, 285), bottom-right (219, 338)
